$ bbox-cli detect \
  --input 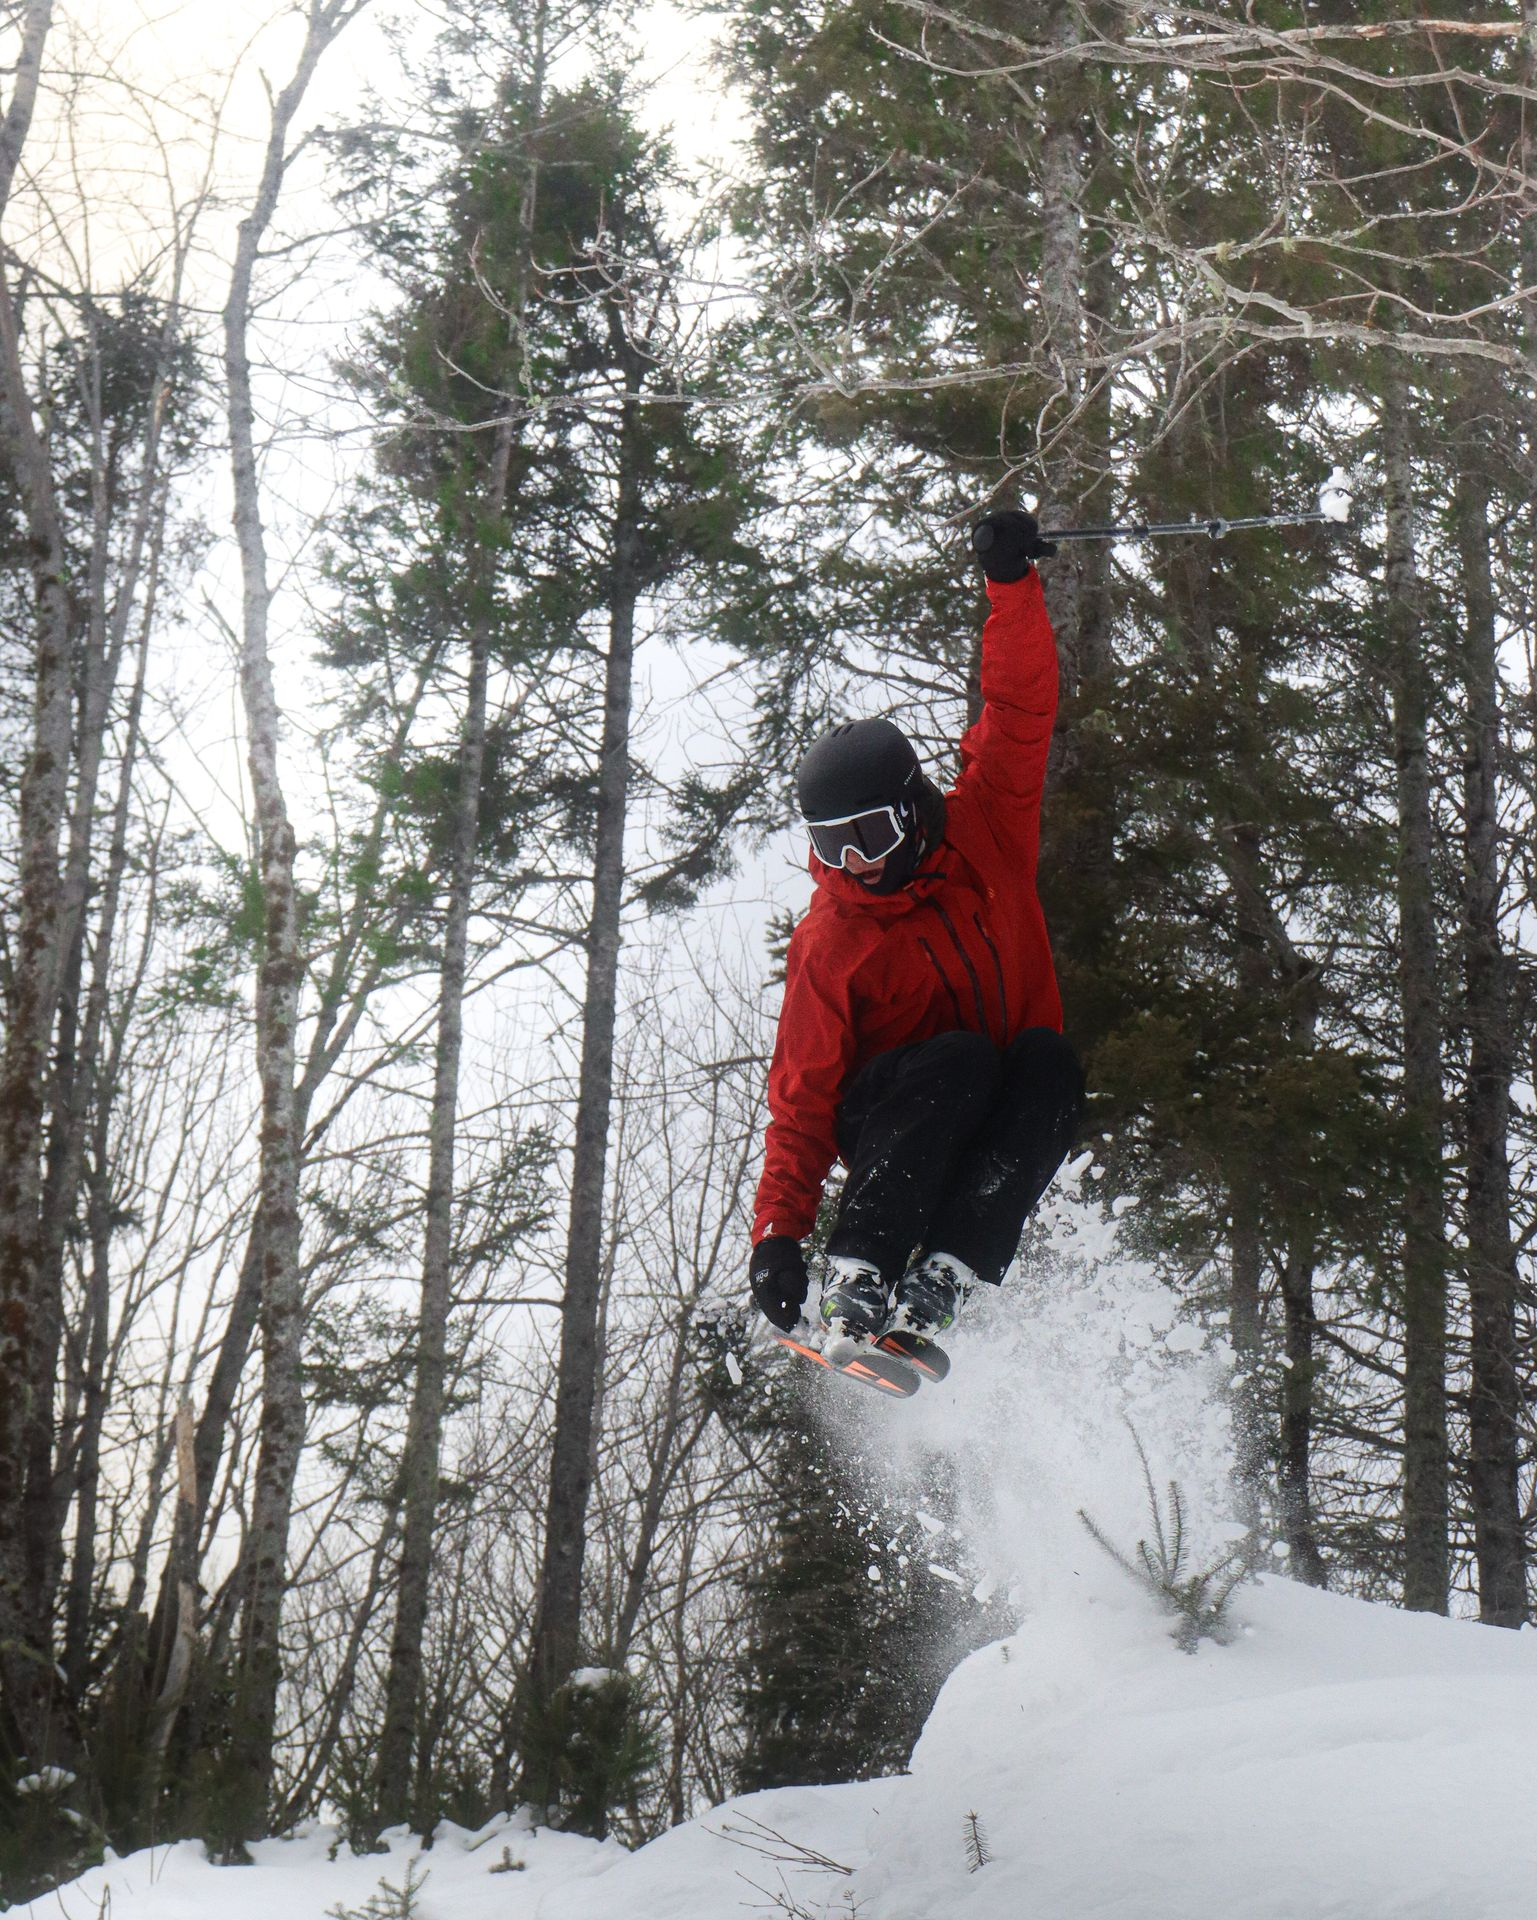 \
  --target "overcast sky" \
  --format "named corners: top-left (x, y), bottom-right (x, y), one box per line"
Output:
top-left (9, 0), bottom-right (804, 1085)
